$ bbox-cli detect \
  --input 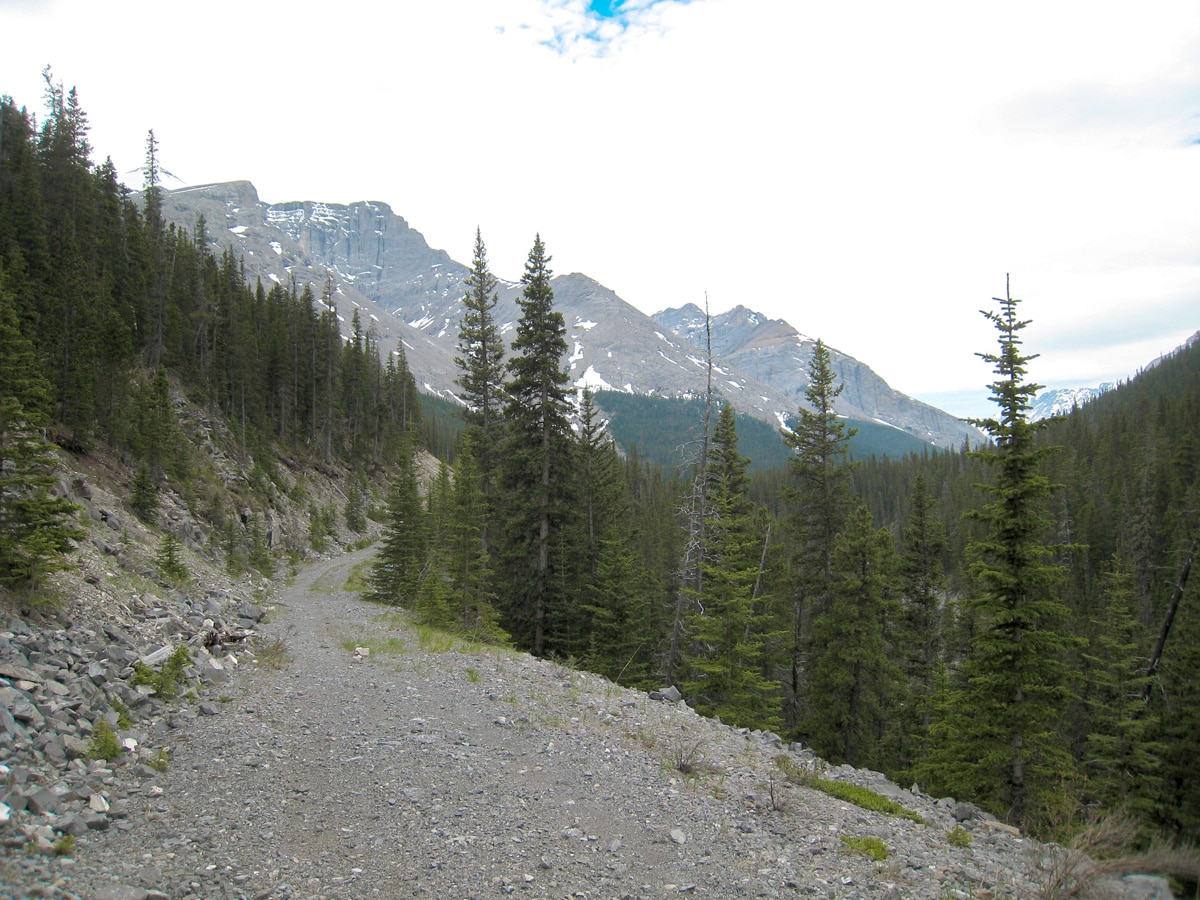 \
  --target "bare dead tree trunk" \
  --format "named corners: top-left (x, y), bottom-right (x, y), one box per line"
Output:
top-left (1141, 534), bottom-right (1197, 702)
top-left (664, 295), bottom-right (715, 684)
